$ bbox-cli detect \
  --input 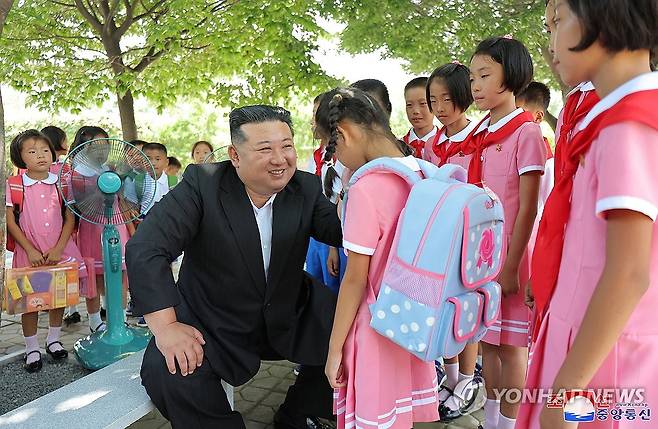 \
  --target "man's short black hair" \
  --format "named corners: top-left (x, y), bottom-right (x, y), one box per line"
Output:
top-left (142, 142), bottom-right (167, 155)
top-left (168, 156), bottom-right (182, 168)
top-left (473, 36), bottom-right (534, 96)
top-left (566, 0), bottom-right (658, 52)
top-left (229, 105), bottom-right (294, 145)
top-left (427, 63), bottom-right (474, 113)
top-left (517, 81), bottom-right (551, 112)
top-left (404, 77), bottom-right (429, 93)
